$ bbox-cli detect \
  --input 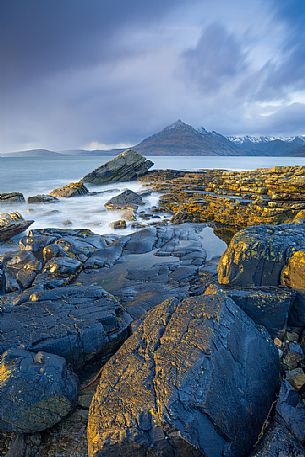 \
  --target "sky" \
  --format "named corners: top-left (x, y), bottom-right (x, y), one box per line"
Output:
top-left (0, 0), bottom-right (305, 151)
